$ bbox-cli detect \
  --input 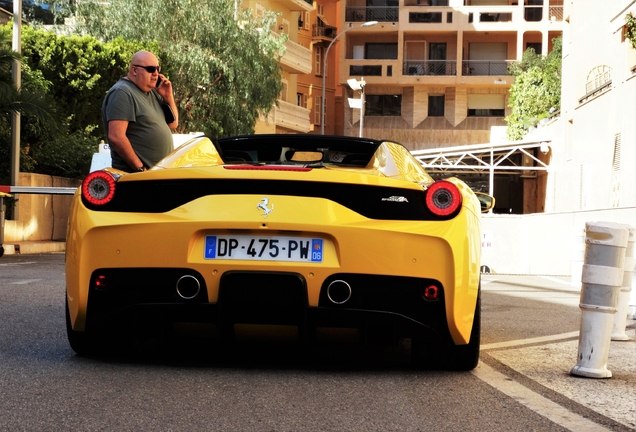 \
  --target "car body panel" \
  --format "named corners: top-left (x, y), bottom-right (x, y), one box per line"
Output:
top-left (66, 135), bottom-right (483, 349)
